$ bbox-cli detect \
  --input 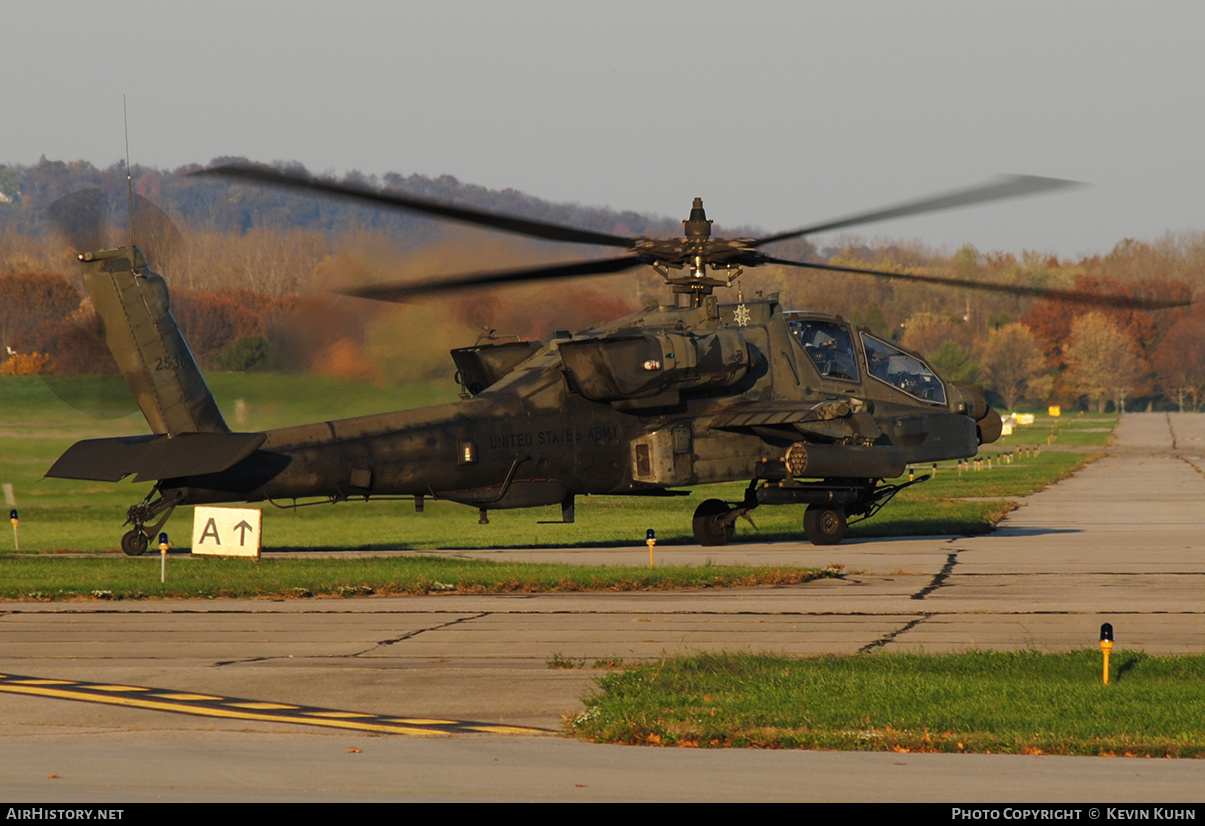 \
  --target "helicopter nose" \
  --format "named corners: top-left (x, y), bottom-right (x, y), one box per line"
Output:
top-left (951, 382), bottom-right (988, 420)
top-left (951, 382), bottom-right (1002, 444)
top-left (976, 407), bottom-right (1003, 444)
